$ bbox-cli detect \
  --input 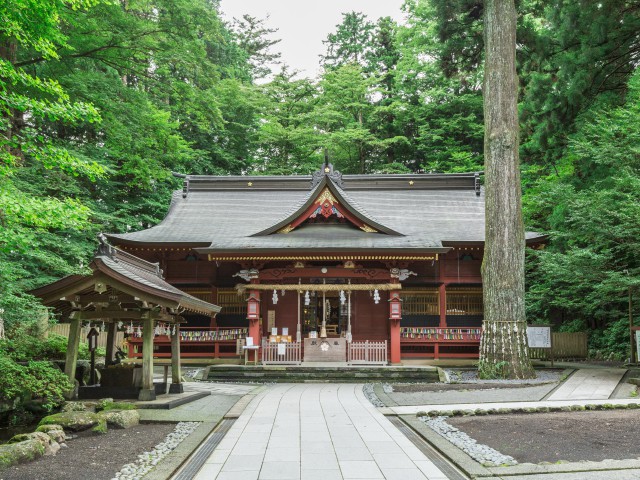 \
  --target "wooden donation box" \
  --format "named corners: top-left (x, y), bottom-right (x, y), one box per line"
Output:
top-left (304, 337), bottom-right (346, 362)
